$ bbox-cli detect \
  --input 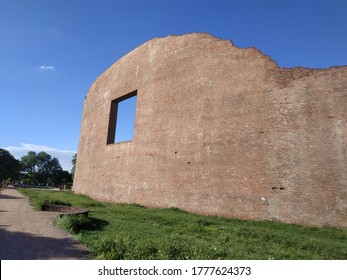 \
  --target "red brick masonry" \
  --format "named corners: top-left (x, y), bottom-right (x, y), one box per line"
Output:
top-left (73, 33), bottom-right (347, 227)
